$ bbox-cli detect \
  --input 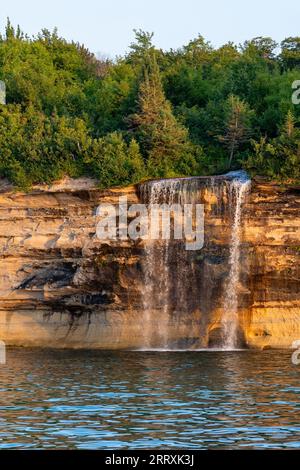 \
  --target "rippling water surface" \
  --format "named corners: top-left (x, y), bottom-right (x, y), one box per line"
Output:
top-left (0, 348), bottom-right (300, 449)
